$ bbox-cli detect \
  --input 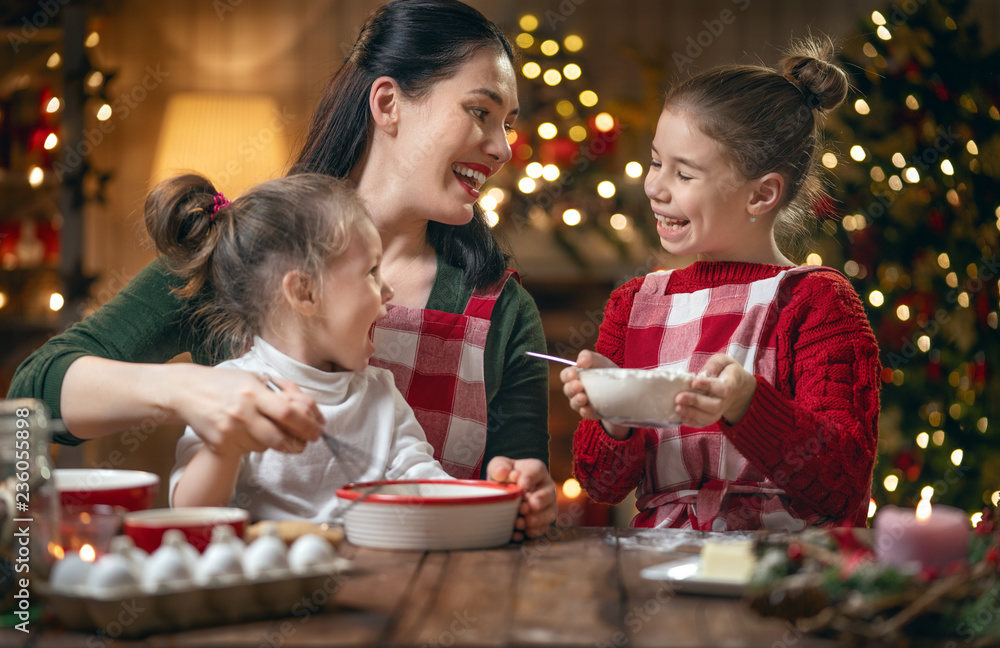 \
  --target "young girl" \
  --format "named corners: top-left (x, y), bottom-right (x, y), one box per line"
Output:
top-left (153, 174), bottom-right (533, 528)
top-left (560, 38), bottom-right (881, 532)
